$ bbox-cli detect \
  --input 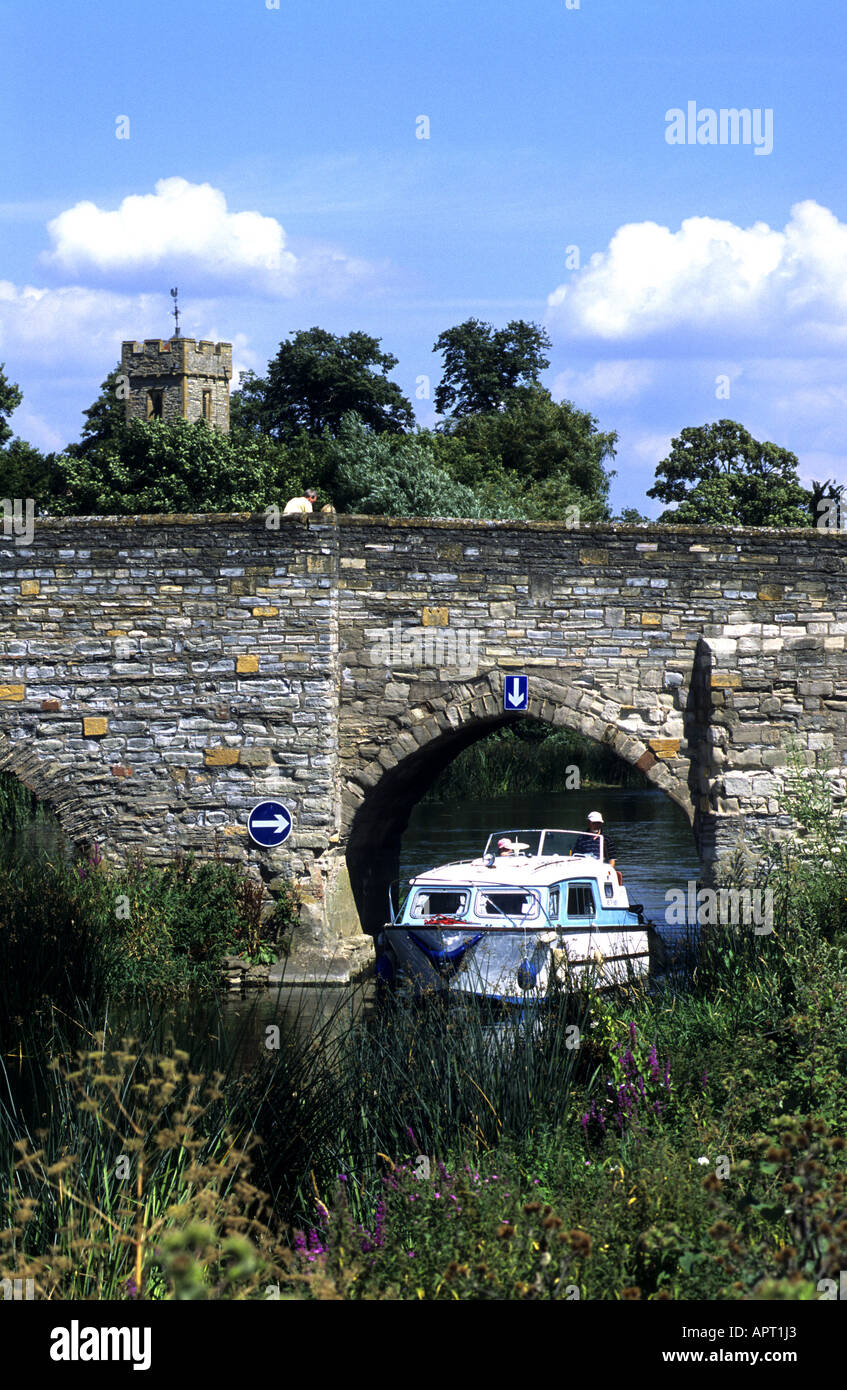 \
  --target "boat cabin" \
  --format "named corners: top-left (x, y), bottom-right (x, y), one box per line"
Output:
top-left (398, 827), bottom-right (633, 931)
